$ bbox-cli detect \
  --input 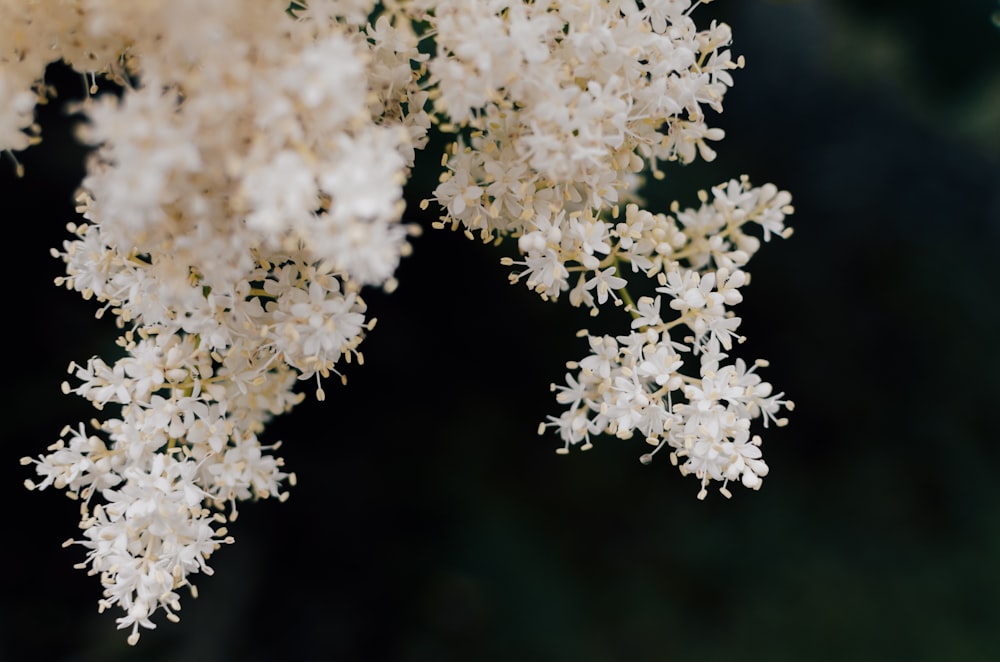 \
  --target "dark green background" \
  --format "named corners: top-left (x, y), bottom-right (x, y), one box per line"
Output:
top-left (3, 1), bottom-right (1000, 659)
